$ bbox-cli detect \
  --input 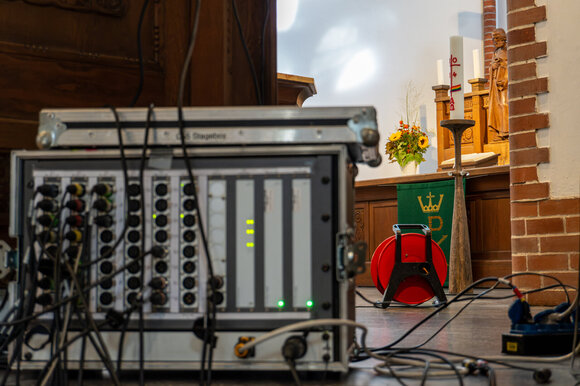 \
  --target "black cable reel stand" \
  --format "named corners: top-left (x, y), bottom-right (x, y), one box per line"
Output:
top-left (371, 224), bottom-right (448, 308)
